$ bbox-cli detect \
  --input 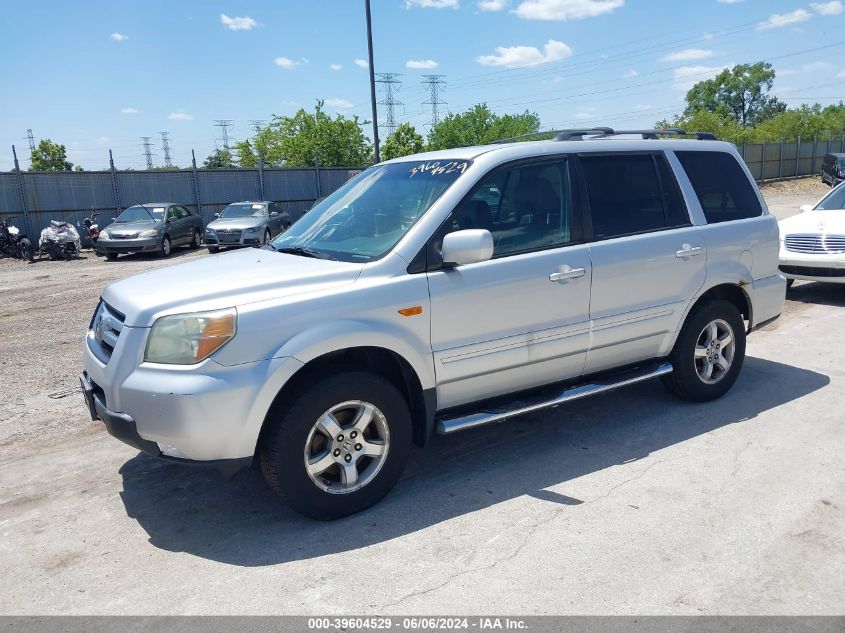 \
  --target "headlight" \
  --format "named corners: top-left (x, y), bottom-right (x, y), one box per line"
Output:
top-left (144, 308), bottom-right (237, 365)
top-left (99, 229), bottom-right (110, 239)
top-left (244, 226), bottom-right (261, 233)
top-left (205, 228), bottom-right (216, 234)
top-left (139, 229), bottom-right (159, 238)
